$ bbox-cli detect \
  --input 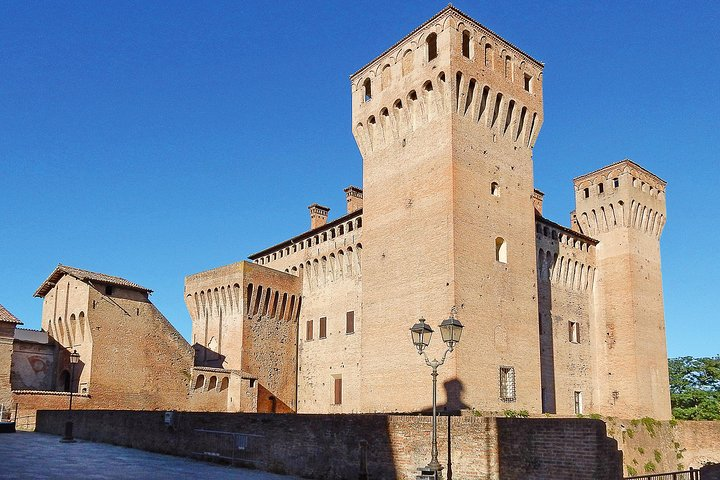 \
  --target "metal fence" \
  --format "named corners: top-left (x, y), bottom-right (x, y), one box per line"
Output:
top-left (191, 429), bottom-right (264, 467)
top-left (625, 468), bottom-right (700, 480)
